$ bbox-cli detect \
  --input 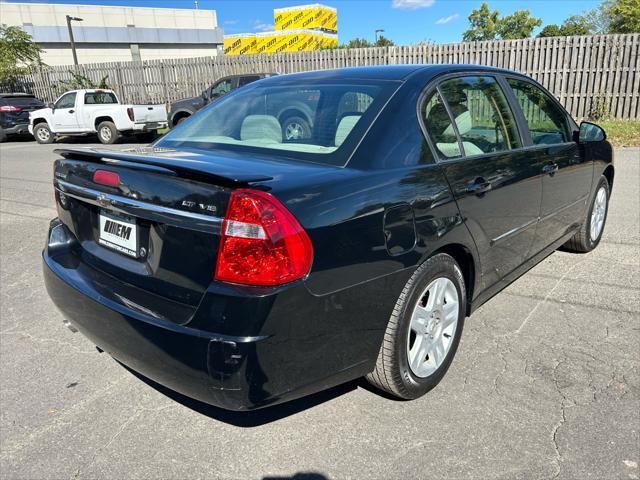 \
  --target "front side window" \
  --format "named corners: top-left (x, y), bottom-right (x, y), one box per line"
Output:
top-left (210, 80), bottom-right (232, 98)
top-left (158, 80), bottom-right (398, 166)
top-left (435, 76), bottom-right (522, 157)
top-left (507, 78), bottom-right (570, 145)
top-left (55, 92), bottom-right (76, 109)
top-left (84, 92), bottom-right (117, 104)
